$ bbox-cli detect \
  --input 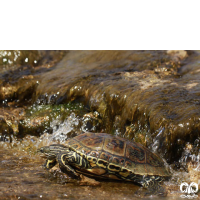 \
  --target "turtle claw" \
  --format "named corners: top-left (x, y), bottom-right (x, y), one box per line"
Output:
top-left (135, 184), bottom-right (167, 197)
